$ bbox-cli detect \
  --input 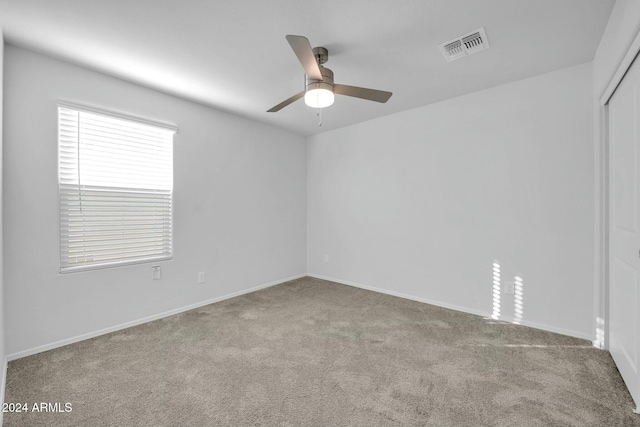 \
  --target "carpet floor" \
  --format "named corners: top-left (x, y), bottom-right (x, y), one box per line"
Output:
top-left (4, 276), bottom-right (640, 426)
